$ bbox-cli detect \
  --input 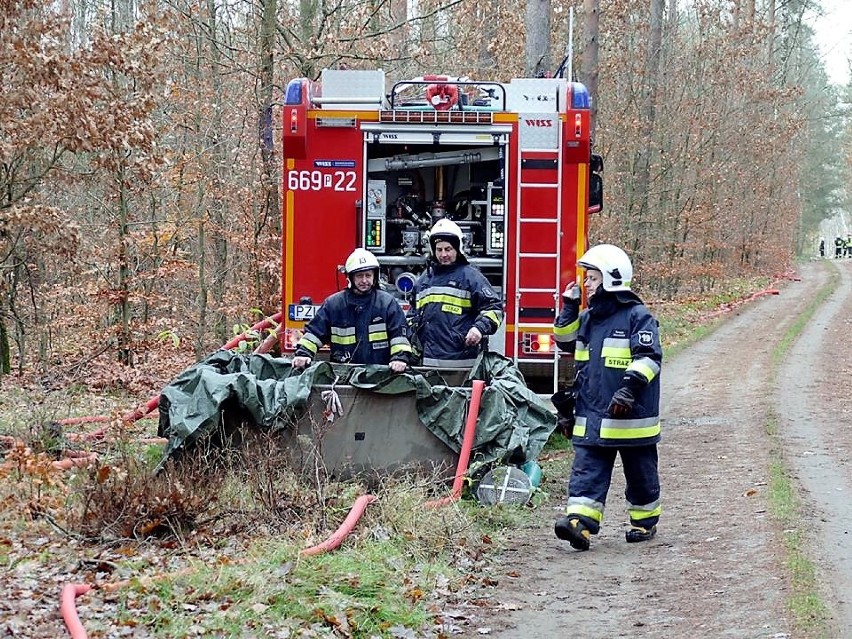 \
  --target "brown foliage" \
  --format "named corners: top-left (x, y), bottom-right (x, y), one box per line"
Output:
top-left (590, 0), bottom-right (802, 297)
top-left (0, 0), bottom-right (829, 378)
top-left (66, 429), bottom-right (340, 541)
top-left (70, 452), bottom-right (223, 539)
